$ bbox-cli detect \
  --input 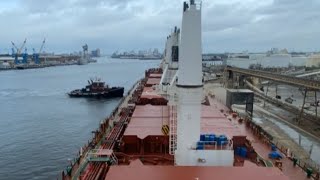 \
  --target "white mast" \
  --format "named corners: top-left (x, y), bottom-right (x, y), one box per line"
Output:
top-left (175, 1), bottom-right (234, 166)
top-left (177, 0), bottom-right (202, 86)
top-left (175, 0), bottom-right (203, 165)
